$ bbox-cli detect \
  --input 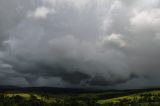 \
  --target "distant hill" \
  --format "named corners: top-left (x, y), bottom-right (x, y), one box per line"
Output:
top-left (0, 85), bottom-right (160, 94)
top-left (0, 85), bottom-right (103, 94)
